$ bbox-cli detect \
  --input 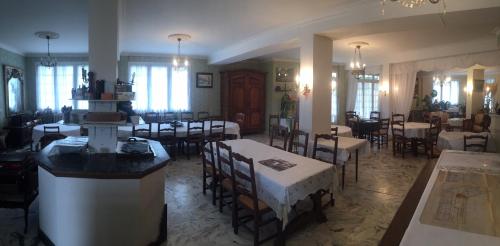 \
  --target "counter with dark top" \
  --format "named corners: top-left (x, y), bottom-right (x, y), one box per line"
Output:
top-left (36, 139), bottom-right (170, 179)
